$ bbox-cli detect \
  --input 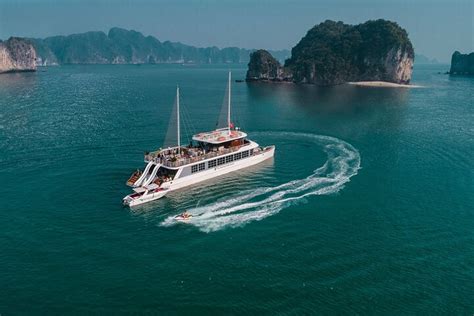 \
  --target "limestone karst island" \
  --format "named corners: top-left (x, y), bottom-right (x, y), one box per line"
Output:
top-left (450, 51), bottom-right (474, 75)
top-left (246, 20), bottom-right (414, 86)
